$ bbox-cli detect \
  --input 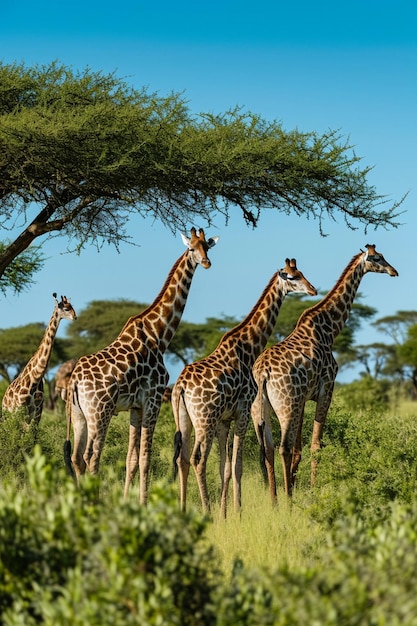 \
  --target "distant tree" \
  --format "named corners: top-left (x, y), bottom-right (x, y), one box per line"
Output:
top-left (0, 61), bottom-right (403, 293)
top-left (353, 342), bottom-right (399, 380)
top-left (370, 311), bottom-right (417, 397)
top-left (167, 317), bottom-right (238, 367)
top-left (372, 311), bottom-right (417, 345)
top-left (65, 299), bottom-right (239, 367)
top-left (64, 299), bottom-right (147, 357)
top-left (397, 324), bottom-right (417, 398)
